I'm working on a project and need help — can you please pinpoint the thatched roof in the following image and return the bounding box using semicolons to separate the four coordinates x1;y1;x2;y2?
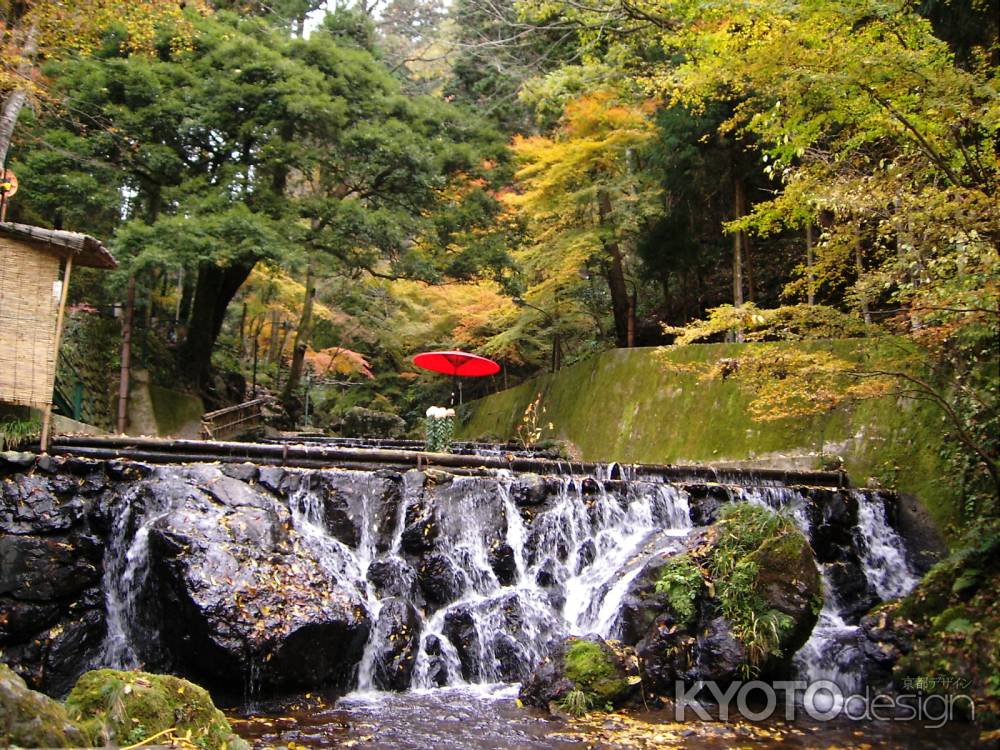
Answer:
0;222;117;269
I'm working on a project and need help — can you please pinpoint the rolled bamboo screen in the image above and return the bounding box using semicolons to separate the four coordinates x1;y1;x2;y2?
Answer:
0;237;60;408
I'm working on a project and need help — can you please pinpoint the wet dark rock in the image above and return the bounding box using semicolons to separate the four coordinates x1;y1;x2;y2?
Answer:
367;558;417;600
695;617;749;682
401;498;438;555
858;606;915;691
1;474;87;535
442;606;479;681
221;462;260;483
372;598;421;691
0;451;36;473
418;553;466;609
489;542;517;586
104;459;153;480
0;533;101;600
370;472;404;553
575;539;596;574
147;470;371;691
257;466;287;495
492;632;531;682
683;484;732;526
613;556;672;646
422;634;450;687
535;558;560;588
520;636;635;712
803;489;858;562
827;558;879;622
635;614;694;691
0;598;62;641
511;475;552;507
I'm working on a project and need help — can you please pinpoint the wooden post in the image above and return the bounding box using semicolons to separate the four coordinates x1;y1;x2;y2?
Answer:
40;254;73;452
116;276;136;434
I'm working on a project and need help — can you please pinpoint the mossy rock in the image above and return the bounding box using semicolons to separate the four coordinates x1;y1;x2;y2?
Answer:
64;669;248;750
0;663;88;748
563;638;633;707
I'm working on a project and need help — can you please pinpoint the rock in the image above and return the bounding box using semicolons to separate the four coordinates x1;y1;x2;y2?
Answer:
442;605;479;681
65;669;248;749
418;553;466;609
520;636;635;712
1;474;87;535
400;494;438;555
510;475;552;507
221;462;259;483
695;617;749;682
826;558;879;622
147;471;371;691
422;634;450;686
489;542;517;586
575;539;596;574
371;598;422;691
257;466;286;494
683;484;732;526
0;663;88;747
367;558;418;600
635;614;695;691
0;533;101;600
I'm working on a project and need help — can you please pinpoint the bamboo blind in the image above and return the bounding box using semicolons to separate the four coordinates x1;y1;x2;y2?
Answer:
0;237;60;408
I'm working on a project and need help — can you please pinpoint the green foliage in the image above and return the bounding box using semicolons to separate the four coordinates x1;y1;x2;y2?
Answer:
557;688;593;717
893;518;1000;727
0;417;40;451
424;413;455;452
654;555;703;625
697;504;807;671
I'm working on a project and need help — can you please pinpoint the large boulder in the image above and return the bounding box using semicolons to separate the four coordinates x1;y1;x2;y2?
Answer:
617;503;822;695
64;669;247;749
0;663;87;747
146;468;371;692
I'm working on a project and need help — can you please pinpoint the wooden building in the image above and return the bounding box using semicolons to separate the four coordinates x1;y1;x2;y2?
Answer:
0;222;117;449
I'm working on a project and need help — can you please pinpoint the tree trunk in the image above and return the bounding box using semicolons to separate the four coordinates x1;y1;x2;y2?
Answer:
598;192;634;348
282;262;316;407
806;223;815;305
0;25;38;170
732;174;746;308
179;261;255;390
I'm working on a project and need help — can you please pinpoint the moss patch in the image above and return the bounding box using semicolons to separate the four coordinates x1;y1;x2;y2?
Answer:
654;555;703;625
65;669;248;750
563;639;630;707
0;663;87;748
459;341;960;537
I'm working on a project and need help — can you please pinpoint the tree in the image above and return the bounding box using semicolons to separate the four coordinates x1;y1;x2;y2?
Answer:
0;0;199;169
509;89;663;348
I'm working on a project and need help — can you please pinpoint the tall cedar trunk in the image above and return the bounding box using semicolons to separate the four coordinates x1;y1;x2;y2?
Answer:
732;173;746;308
598;192;634;348
179;261;255;390
0;25;38;169
282;262;316;408
806;223;815;305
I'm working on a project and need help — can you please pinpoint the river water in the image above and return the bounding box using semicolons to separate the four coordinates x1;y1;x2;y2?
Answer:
227;685;978;749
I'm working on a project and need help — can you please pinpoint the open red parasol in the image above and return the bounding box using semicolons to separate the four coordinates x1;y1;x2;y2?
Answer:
412;350;500;403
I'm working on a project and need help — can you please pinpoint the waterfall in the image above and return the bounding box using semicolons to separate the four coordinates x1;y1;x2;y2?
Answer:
99;481;175;669
91;460;916;699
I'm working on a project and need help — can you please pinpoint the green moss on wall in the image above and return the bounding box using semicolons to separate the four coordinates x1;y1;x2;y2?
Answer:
459;342;959;535
149;385;205;438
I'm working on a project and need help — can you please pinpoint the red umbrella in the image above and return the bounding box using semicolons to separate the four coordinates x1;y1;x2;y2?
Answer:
412;350;500;403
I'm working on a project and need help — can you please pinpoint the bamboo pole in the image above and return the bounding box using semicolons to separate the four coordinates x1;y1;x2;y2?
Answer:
40;254;73;453
116;276;135;434
47;434;846;487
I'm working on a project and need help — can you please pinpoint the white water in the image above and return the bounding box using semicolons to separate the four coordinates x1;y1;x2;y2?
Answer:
95;464;916;700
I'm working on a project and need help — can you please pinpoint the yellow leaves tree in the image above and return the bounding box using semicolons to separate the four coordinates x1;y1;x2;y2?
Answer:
509;89;663;349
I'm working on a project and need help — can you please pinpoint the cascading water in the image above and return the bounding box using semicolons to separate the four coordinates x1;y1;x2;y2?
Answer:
93;460;917;706
99;482;175;669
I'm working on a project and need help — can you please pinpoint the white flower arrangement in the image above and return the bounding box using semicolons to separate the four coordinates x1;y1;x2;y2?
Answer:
424;405;456;452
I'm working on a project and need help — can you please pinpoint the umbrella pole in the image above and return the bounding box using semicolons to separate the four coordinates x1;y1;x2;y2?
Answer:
459;379;463;405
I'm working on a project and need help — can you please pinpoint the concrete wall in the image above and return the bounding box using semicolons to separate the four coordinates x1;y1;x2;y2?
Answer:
459;343;959;535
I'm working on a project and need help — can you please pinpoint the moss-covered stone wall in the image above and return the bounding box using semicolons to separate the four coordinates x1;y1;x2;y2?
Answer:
459;343;958;534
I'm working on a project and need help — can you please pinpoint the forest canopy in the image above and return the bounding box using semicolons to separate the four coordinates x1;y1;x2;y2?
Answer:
2;0;996;506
